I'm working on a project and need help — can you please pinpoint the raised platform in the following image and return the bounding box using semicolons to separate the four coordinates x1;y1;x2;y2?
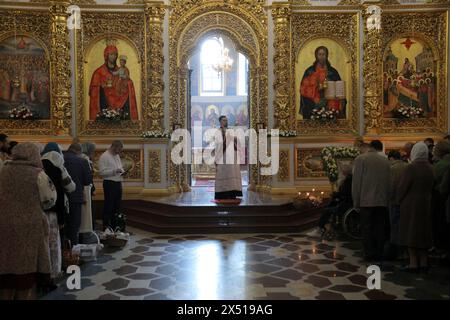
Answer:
94;188;324;234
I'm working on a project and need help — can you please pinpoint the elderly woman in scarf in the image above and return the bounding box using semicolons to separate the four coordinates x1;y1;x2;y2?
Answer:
41;142;75;280
398;142;435;273
0;143;56;299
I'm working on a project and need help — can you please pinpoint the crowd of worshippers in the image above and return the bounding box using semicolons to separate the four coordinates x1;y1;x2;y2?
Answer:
320;136;450;273
0;134;126;300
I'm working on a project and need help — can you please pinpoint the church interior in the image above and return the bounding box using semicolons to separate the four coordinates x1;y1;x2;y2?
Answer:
1;0;450;302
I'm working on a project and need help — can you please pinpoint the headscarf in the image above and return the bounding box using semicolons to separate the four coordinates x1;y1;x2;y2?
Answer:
410;142;429;162
11;142;42;168
41;143;76;194
41;142;61;156
104;45;118;62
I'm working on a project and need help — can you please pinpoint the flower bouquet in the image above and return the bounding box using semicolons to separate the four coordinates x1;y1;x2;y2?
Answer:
392;105;424;119
9;105;35;120
96;108;128;122
310;108;340;121
141;130;170;139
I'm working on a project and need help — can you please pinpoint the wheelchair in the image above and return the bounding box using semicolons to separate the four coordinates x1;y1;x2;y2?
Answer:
321;206;362;241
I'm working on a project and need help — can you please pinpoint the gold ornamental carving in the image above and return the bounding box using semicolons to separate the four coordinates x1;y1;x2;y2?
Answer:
338;0;361;5
50;1;72;136
272;4;292;131
148;149;162;184
169;0;268;190
278;149;290;182
291;13;360;135
145;3;165;131
362;6;383;134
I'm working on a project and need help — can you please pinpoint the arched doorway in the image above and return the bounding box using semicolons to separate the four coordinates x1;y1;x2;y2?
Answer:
169;3;268;192
187;34;250;187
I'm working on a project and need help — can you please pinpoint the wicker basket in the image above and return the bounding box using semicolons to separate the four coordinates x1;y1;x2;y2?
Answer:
105;236;128;248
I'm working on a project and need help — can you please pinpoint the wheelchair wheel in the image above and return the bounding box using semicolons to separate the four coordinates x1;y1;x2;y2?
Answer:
342;208;362;240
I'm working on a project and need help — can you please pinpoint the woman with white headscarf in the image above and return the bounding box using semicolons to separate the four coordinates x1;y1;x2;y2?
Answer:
397;142;435;273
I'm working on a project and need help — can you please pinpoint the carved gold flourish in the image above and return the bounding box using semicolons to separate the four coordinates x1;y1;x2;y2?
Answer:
338;0;361;5
145;3;165;131
362;4;383;134
278;149;290;182
169;0;268;189
50;1;72;136
148;149;162;183
272;4;292;131
291;13;359;135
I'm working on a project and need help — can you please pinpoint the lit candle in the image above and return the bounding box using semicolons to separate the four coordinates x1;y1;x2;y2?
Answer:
312;188;316;192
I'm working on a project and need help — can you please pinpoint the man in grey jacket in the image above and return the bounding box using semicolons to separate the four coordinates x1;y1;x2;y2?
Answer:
352;140;391;262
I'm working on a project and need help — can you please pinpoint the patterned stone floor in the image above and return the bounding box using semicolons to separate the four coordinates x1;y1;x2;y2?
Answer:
42;227;450;300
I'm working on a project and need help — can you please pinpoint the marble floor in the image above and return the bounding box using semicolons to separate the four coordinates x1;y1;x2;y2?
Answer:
42;227;450;300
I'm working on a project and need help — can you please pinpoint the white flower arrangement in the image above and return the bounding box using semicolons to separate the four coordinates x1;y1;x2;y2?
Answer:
96;108;127;122
9;105;34;119
393;105;424;119
321;146;360;183
141;130;170;139
310;108;340;121
279;130;297;137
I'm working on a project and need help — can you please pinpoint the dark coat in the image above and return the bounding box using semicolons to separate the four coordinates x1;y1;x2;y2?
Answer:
63;151;93;204
42;160;67;225
398;160;434;249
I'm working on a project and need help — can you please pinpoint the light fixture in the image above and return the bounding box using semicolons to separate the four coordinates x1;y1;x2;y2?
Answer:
212;45;233;74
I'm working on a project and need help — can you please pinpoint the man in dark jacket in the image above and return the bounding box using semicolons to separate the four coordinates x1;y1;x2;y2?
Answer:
64;143;93;245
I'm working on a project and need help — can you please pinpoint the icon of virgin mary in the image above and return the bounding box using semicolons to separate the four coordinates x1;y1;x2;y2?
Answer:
89;40;138;120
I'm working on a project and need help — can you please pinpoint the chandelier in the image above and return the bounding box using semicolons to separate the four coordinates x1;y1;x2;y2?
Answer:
212;47;233;74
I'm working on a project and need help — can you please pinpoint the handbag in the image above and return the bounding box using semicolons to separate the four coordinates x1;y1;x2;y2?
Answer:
62;239;80;269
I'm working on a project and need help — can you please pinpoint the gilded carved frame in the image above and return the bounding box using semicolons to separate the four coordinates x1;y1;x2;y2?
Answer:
0;6;71;136
377;12;448;135
169;0;268;190
290;12;360;136
75;10;146;136
75;2;166;137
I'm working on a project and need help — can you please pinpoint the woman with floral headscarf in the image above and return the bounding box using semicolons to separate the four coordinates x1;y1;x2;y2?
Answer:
398;142;435;273
0;143;56;299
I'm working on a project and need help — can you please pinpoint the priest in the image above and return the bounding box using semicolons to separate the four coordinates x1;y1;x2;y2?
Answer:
214;115;243;200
